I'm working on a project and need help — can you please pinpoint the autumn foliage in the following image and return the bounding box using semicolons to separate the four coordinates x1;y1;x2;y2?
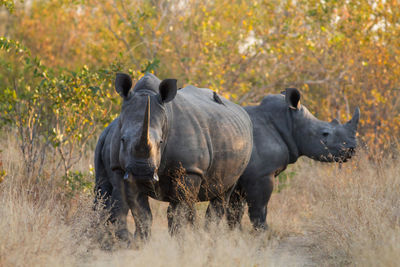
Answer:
2;0;400;155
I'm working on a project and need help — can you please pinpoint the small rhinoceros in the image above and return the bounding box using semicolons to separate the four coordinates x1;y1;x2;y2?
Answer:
207;88;360;230
94;73;253;241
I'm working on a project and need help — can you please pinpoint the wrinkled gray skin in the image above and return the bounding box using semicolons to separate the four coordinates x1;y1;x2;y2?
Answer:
208;88;360;230
95;73;252;242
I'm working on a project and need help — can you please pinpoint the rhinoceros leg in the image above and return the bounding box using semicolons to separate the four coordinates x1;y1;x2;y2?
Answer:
94;170;113;212
244;174;274;230
125;186;152;243
167;173;201;235
205;187;235;228
109;178;131;243
167;202;196;235
226;185;246;229
205;197;225;227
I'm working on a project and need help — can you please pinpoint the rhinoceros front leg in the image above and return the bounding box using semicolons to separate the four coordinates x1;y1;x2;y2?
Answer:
244;174;274;230
167;173;201;235
125;187;152;243
109;179;131;243
167;202;196;235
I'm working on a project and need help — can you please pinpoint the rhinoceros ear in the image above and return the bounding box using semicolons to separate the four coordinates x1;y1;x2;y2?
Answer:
110;125;122;171
285;88;301;110
115;73;132;98
159;79;177;103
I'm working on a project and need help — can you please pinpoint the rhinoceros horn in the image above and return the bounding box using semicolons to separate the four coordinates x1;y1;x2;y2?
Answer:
346;107;360;129
135;96;151;156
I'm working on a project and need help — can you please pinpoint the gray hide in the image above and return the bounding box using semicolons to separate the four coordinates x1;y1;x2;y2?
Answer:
94;73;253;241
208;88;360;230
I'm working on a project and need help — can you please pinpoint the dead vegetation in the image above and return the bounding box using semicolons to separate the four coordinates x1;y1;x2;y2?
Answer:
0;134;399;266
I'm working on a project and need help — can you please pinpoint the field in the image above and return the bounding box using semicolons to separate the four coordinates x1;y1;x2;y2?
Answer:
1;133;399;267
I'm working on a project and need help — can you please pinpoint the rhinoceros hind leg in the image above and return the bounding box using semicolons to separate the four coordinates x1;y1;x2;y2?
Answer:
244;175;274;230
226;185;246;230
205;197;225;228
205;186;236;228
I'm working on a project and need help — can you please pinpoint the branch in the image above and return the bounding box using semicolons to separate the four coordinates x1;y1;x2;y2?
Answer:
102;5;138;66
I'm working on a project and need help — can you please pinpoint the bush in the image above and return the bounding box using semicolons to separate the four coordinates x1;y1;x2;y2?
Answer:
0;37;119;178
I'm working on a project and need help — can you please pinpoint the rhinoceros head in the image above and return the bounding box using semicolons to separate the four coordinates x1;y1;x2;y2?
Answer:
285;88;360;162
110;73;177;181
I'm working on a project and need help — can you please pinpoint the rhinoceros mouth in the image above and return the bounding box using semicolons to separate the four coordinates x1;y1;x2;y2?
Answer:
124;171;159;182
333;147;356;162
124;158;159;182
318;147;355;162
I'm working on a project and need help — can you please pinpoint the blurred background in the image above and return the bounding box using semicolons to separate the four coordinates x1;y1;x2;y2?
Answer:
2;0;399;159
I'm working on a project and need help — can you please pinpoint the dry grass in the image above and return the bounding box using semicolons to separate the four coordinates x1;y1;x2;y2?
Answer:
296;156;400;266
1;133;400;266
267;152;400;266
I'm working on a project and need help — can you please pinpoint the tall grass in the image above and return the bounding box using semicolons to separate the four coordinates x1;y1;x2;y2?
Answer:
0;133;106;266
0;133;399;266
298;155;400;266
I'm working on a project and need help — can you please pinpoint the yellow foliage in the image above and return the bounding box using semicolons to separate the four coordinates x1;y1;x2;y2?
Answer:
1;0;400;150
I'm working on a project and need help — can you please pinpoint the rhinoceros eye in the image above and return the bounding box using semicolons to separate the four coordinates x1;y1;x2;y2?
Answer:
121;137;126;144
322;132;329;137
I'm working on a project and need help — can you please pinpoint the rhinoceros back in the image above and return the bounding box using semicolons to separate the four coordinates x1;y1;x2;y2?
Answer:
164;86;253;200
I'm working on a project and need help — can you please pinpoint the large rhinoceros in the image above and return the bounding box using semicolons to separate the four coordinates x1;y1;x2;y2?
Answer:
208;88;360;230
95;73;252;241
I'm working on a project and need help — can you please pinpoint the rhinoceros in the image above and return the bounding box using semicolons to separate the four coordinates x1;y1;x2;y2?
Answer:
94;73;252;241
207;88;360;230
